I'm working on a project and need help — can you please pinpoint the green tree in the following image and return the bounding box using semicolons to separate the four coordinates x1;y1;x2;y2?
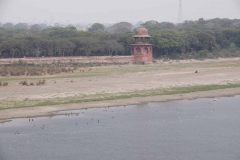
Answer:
3;23;14;29
214;31;231;49
152;29;184;55
88;23;105;32
43;26;77;38
55;39;75;57
103;40;124;56
181;31;199;53
142;21;175;32
117;33;134;55
14;23;28;29
196;31;217;51
106;22;133;35
30;24;43;32
73;37;101;57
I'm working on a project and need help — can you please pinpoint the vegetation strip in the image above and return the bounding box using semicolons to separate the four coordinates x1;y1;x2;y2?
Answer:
1;83;240;110
1;19;240;59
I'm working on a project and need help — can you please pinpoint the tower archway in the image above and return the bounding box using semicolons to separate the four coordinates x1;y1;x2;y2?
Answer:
136;48;141;54
144;47;148;54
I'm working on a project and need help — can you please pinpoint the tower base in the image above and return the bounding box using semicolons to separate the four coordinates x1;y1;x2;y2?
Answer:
133;54;152;62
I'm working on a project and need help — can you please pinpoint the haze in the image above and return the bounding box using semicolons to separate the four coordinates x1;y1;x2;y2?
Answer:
0;0;240;24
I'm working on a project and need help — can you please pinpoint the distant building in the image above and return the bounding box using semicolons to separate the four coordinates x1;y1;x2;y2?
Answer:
131;26;153;62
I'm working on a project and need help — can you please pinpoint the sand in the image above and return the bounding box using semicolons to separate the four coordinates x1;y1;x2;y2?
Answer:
0;58;240;123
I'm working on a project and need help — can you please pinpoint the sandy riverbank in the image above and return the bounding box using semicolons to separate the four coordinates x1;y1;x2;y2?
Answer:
0;58;240;123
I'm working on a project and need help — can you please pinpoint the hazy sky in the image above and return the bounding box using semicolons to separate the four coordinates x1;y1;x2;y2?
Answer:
0;0;240;24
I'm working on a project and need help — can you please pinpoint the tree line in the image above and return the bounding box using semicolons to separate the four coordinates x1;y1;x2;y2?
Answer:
0;18;240;59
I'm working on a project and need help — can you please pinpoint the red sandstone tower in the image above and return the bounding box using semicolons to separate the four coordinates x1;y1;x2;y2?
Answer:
131;26;153;62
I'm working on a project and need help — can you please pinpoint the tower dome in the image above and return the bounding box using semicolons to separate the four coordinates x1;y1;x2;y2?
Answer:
135;26;148;35
134;26;151;38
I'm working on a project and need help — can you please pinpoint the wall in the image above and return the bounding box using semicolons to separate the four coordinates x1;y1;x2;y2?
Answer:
133;54;153;62
0;56;135;65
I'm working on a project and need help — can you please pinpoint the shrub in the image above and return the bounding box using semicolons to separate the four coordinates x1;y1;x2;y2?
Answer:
0;81;2;86
198;50;209;58
132;61;145;65
18;60;25;65
169;54;180;59
3;82;8;86
30;82;34;86
37;79;46;85
22;81;28;86
1;72;7;76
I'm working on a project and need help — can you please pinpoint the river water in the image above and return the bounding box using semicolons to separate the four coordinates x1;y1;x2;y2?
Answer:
1;96;240;160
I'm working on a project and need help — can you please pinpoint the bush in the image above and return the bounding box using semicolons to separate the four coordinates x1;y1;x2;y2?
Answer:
22;81;28;86
18;60;25;65
198;50;209;58
169;54;185;60
0;81;2;86
36;79;46;85
3;82;8;86
132;61;145;65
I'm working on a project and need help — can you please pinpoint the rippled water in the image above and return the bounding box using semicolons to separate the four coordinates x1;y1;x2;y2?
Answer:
1;96;240;160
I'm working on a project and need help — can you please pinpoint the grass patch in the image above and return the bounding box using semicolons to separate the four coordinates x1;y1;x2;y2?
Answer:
1;82;240;110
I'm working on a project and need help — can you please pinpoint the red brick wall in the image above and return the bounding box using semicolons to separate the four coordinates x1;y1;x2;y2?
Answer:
0;56;135;65
133;54;153;62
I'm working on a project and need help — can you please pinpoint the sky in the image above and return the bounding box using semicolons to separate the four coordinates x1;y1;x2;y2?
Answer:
0;0;240;25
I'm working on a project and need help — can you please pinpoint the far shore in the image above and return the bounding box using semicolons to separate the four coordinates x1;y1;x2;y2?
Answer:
0;87;240;123
0;57;240;123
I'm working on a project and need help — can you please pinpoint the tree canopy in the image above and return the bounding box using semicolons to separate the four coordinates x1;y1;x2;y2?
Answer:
0;18;240;58
88;23;105;32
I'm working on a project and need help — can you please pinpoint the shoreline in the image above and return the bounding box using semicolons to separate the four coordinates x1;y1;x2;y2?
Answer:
1;57;239;123
1;87;240;123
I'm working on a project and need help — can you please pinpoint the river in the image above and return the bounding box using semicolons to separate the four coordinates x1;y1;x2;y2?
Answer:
1;96;240;160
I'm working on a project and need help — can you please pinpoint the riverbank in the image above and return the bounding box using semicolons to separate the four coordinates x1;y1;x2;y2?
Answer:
0;58;240;123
